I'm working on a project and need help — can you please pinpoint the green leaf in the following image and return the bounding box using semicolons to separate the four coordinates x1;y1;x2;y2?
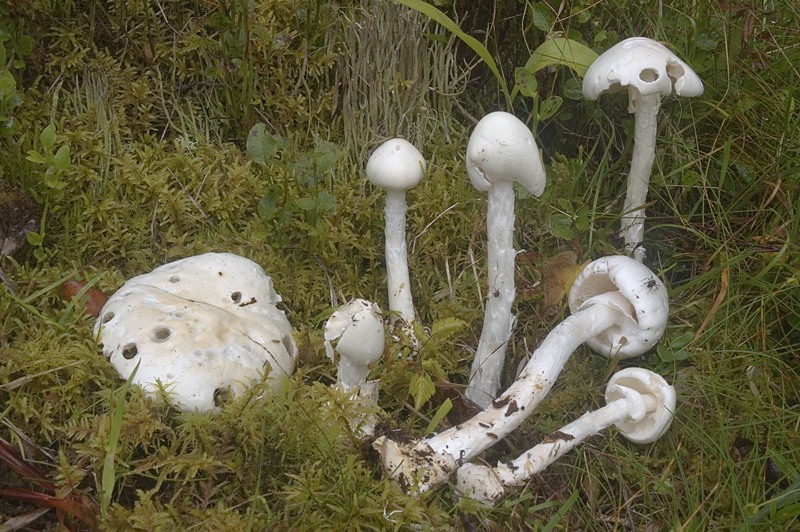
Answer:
391;0;510;108
315;190;337;214
657;344;689;362
246;123;287;164
425;398;453;434
26;231;43;245
562;77;584;100
537;95;562;121
0;69;15;93
429;317;467;342
309;142;340;174
575;205;590;232
25;150;45;164
529;2;554;32
15;35;33;56
671;332;694;350
514;67;538;98
524;38;598;77
409;372;435;410
40;123;56;149
53;145;70;170
294;196;320;211
257;191;279;220
549;213;575;240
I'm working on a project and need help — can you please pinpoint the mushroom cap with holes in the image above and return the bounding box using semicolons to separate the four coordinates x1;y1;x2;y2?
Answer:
466;111;546;196
605;367;676;443
582;37;704;102
94;253;297;412
568;255;668;358
365;138;426;191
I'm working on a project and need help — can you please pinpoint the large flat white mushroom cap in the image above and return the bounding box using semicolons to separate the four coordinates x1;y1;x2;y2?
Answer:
94;253;297;412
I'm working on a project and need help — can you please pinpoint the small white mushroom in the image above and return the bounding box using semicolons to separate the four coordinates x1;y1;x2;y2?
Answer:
465;111;546;409
373;255;668;493
94;253;297;412
455;368;676;505
583;37;703;261
365;139;426;326
324;298;385;390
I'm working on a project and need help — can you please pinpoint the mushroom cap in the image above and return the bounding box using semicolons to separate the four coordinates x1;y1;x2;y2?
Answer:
568;255;668;358
466;111;546;196
605;367;676;444
365;138;426;191
323;298;385;366
582;37;704;101
94;253;297;412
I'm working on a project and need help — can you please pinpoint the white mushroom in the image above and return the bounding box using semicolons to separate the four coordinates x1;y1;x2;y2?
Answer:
94;253;297;412
455;368;676;505
324;298;385;390
373;255;668;493
583;37;703;261
568;254;668;358
365;139;426;326
465;111;547;409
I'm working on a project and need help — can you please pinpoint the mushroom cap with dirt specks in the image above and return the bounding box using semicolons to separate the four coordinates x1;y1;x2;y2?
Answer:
94;253;297;412
568;255;668;358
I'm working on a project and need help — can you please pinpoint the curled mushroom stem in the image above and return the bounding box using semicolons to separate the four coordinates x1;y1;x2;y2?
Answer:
374;298;627;492
383;189;415;324
468;180;517;407
623;90;662;262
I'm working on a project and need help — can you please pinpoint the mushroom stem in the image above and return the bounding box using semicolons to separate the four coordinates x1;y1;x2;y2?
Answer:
468;180;517;407
374;256;670;494
623;90;661;262
430;297;622;459
337;356;372;390
456;368;676;504
373;299;623;493
383;188;415;323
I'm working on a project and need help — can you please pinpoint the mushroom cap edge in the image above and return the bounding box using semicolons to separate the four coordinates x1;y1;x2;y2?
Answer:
582;37;704;101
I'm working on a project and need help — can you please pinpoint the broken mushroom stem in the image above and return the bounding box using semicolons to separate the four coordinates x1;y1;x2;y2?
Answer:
372;255;669;493
456;368;676;505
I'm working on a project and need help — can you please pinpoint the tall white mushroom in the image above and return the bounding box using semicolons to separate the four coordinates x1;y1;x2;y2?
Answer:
373;255;668;493
465;111;546;409
365;139;426;327
455;367;677;505
94;253;297;413
583;37;703;262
